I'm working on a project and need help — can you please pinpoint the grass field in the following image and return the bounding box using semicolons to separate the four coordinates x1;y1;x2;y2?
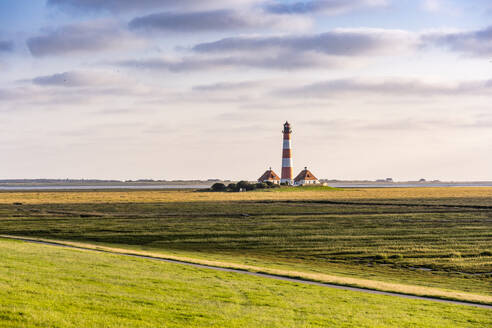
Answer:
0;188;490;306
1;186;492;204
0;238;490;328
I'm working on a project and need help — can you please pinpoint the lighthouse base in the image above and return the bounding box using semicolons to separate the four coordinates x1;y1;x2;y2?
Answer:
280;179;293;185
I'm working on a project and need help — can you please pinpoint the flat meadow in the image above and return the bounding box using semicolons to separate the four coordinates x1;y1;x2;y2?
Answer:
0;187;491;322
1;186;492;204
1;238;490;328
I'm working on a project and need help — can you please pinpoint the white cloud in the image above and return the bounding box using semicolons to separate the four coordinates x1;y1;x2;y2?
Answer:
27;21;143;57
32;71;126;87
47;0;261;13
276;77;492;97
421;0;441;12
116;52;347;71
128;9;311;33
424;25;492;57
193;29;418;56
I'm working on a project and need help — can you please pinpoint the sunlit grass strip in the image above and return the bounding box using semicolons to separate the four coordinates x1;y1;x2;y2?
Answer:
0;187;492;204
3;235;490;305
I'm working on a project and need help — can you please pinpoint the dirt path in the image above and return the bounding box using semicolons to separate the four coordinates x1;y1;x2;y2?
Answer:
2;235;490;310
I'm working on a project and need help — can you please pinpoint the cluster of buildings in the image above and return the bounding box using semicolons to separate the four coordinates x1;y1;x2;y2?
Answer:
258;122;320;186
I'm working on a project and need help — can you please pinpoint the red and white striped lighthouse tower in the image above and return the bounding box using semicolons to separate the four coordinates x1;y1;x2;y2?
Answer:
281;121;293;184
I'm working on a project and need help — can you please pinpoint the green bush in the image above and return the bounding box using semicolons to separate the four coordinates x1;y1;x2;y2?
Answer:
227;183;237;192
237;181;256;191
211;183;227;192
256;183;267;189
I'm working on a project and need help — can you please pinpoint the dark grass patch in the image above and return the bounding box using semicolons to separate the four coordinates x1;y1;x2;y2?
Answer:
0;196;490;295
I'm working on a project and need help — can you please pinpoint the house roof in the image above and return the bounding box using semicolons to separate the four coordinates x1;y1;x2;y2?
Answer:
294;167;318;182
258;169;280;181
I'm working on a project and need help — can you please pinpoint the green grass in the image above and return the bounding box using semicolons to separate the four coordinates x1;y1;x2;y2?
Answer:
0;195;490;298
0;239;490;328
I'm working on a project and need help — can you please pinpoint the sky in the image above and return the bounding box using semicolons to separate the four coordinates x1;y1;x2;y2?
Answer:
0;0;491;181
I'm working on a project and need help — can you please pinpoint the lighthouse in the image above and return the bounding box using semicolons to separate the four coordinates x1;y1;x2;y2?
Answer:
281;121;293;184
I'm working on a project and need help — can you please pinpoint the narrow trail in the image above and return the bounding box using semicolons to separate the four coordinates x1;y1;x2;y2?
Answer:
2;235;491;310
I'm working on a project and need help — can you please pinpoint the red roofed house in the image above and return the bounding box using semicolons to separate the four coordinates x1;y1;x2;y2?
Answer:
258;167;281;184
294;167;320;186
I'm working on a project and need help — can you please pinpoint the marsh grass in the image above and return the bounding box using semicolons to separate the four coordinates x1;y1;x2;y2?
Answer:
0;188;490;302
0;239;491;328
0;187;491;204
4;235;491;305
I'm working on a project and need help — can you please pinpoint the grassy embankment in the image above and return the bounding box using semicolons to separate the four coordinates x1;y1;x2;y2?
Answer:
0;238;490;328
0;187;491;303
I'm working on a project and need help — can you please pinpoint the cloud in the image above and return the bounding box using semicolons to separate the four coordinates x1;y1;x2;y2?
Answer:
32;71;124;87
0;40;13;52
196;25;492;60
1;77;156;113
117;52;345;71
421;0;441;12
114;28;418;72
0;88;19;102
193;29;418;56
192;81;262;92
277;77;492;97
264;0;387;15
304;117;492;132
27;22;142;57
47;0;167;12
420;0;460;15
190;79;304;103
129;9;310;32
424;26;492;57
47;0;259;13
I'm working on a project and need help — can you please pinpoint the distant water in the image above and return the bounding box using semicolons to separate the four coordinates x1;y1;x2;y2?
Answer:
0;185;210;191
0;183;491;191
327;183;492;188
